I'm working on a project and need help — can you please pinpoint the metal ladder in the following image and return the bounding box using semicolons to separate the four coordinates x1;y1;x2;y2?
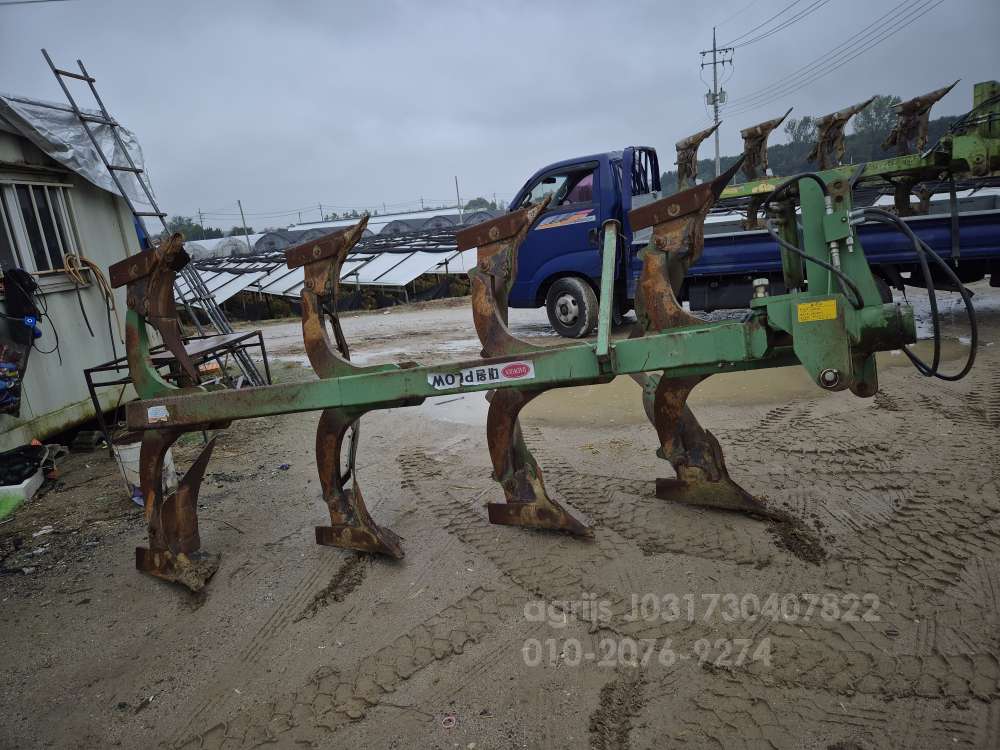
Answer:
41;49;265;386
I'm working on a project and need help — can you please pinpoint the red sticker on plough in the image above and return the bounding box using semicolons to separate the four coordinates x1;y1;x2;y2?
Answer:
427;359;536;391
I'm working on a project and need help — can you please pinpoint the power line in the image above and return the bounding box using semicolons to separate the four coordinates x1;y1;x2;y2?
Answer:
715;0;765;29
0;0;76;5
721;0;943;116
729;0;832;49
723;0;942;116
721;0;807;46
722;0;917;108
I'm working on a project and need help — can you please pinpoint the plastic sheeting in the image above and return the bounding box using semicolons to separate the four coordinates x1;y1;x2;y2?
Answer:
0;93;154;212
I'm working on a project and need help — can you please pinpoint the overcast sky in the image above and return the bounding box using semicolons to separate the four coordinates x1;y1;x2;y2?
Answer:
1;0;996;228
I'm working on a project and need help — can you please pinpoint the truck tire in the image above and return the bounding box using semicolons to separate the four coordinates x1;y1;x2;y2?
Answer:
545;277;598;338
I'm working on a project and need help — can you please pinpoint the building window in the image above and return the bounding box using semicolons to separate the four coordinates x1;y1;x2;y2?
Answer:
0;182;81;273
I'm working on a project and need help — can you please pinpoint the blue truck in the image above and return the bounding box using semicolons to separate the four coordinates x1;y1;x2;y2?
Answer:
506;146;1000;337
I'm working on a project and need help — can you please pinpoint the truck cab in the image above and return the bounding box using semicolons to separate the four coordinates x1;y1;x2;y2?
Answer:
507;147;660;337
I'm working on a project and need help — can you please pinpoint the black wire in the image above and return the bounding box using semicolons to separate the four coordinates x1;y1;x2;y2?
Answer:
762;172;830;202
859;210;939;376
764;219;865;309
3;271;62;364
859;208;976;381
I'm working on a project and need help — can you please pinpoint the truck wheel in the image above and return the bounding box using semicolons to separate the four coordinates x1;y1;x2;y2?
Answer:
546;277;598;338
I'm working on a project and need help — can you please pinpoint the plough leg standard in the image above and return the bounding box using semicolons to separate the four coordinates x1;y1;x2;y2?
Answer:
109;159;915;591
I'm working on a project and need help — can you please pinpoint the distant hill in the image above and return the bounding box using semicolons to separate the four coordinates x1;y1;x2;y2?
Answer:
660;99;960;193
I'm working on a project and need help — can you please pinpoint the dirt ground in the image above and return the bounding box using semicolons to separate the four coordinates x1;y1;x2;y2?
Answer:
1;284;999;750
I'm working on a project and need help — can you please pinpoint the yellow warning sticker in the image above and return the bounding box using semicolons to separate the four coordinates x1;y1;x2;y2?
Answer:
797;299;838;323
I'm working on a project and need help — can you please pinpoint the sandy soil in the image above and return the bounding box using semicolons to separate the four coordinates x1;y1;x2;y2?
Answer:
1;284;998;750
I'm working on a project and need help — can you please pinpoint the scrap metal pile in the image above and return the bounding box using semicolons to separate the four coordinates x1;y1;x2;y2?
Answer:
108;84;994;592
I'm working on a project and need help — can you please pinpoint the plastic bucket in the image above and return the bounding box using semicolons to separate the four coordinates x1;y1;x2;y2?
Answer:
113;439;177;506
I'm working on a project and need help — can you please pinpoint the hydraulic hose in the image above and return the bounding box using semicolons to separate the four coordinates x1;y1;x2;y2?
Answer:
764;218;865;310
854;207;977;381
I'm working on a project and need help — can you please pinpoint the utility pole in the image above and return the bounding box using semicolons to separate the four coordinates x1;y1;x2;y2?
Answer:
454;176;462;217
318;203;323;220
699;27;734;177
197;208;204;227
237;199;252;254
420;196;424;210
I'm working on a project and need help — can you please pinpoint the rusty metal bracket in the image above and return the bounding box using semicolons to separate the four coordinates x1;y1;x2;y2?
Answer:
459;198;594;536
290;215;408;558
629;157;778;518
808;97;876;170
134;430;220;591
740;108;792;181
110;233;200;395
883;81;959;155
675;123;720;191
739;109;792;229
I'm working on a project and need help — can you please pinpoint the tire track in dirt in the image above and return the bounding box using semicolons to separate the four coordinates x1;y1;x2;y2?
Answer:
715;374;1000;601
403;440;813;682
526;428;781;565
588;669;647;750
295;554;369;622
172;549;358;744
639;677;988;749
532;395;1000;703
398;446;709;643
980;700;1000;749
174;586;521;749
240;550;342;663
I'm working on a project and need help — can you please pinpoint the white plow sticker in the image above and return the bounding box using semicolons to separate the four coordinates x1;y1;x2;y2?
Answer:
147;404;169;423
427;360;535;391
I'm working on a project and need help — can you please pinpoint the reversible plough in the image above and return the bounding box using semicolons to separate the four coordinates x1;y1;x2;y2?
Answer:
109;81;999;592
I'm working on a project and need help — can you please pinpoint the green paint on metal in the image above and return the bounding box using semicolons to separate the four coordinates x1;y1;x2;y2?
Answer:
595;219;619;361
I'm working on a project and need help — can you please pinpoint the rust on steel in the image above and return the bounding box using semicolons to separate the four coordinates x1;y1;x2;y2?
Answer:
117;233;200;386
883;81;959;155
808;97;876;170
739;108;792;180
737;109;790;230
467;197;550;359
674;122;720;191
291;214;407;558
134;430;220;591
464;195;593;536
457;204;547;252
629;157;777;518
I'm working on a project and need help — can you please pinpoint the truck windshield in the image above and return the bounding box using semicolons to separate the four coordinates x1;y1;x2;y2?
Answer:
519;164;596;208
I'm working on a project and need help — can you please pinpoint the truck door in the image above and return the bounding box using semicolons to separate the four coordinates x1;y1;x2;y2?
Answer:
621;147;661;303
507;161;602;308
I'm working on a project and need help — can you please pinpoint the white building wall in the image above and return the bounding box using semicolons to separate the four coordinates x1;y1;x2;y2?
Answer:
0;129;139;449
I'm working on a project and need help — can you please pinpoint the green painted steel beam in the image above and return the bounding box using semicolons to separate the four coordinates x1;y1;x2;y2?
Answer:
126;318;791;431
595;220;618;361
